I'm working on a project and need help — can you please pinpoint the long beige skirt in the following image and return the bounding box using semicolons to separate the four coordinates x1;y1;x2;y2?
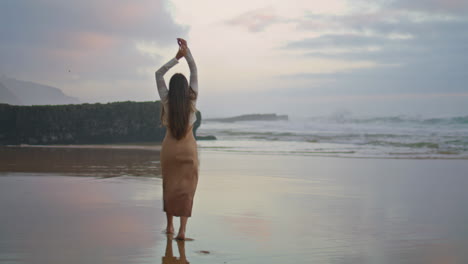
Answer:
160;127;199;217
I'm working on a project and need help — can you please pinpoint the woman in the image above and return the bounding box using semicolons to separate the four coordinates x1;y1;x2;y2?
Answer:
155;38;198;241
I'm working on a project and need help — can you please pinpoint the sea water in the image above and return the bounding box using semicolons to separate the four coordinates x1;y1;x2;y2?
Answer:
197;114;468;159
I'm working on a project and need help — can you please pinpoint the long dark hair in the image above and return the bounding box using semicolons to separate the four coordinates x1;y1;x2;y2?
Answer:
160;73;197;140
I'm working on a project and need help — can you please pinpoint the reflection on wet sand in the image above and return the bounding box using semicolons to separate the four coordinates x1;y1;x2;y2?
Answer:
0;146;161;177
0;175;164;264
162;235;189;264
2;149;468;263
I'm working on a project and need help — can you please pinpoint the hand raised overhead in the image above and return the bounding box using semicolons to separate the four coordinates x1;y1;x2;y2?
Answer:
175;38;189;60
175;45;187;60
177;38;188;47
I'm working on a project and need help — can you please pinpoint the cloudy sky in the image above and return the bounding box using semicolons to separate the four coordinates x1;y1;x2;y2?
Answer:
1;0;467;117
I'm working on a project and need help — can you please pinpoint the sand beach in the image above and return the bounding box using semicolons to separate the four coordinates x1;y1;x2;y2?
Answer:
1;145;468;263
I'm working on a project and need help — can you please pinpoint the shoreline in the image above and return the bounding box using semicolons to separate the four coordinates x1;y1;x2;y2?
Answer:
2;143;468;160
199;149;468;160
4;143;162;151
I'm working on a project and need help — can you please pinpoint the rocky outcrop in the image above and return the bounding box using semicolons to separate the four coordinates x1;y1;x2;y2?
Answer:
0;101;201;145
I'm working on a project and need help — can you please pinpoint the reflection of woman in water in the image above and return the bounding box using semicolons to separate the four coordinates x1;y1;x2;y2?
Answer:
155;38;199;240
162;235;189;264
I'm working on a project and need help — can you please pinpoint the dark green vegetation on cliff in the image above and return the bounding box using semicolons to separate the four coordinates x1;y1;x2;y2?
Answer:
0;101;201;145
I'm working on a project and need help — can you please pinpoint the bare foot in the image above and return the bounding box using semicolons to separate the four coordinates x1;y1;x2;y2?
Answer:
175;232;185;240
166;226;174;234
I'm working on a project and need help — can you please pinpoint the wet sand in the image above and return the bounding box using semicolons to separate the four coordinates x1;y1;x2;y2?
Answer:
0;145;161;177
1;146;468;263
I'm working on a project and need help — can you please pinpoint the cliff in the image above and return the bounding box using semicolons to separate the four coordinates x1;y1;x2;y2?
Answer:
0;101;201;145
206;113;288;122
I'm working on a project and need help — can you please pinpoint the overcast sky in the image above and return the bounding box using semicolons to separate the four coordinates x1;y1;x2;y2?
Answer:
1;0;467;117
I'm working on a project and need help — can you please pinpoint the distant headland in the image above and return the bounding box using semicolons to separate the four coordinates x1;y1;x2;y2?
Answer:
205;113;288;123
0;76;80;105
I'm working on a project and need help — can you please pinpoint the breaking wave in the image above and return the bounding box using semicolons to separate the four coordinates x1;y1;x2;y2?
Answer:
197;115;468;159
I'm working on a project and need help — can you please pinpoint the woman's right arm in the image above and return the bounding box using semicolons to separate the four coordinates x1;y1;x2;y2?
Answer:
155;57;179;101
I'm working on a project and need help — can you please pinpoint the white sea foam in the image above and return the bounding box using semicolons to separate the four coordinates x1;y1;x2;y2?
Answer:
197;115;468;159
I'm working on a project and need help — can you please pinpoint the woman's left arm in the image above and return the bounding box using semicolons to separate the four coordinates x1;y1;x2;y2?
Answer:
185;48;198;95
178;38;198;95
155;58;179;101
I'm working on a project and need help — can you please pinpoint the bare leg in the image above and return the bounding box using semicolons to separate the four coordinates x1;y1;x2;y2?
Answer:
176;239;188;263
164;234;173;257
166;213;174;234
176;216;188;240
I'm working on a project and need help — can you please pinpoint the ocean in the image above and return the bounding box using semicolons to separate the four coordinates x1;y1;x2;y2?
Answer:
197;114;468;159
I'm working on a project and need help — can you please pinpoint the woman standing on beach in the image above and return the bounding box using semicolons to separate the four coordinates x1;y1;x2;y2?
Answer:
155;38;198;240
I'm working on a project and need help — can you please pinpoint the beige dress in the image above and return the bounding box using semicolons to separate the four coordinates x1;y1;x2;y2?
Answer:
155;48;199;217
160;126;198;216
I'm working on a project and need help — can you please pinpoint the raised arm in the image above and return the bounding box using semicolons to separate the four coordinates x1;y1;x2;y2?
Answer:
178;38;198;95
155;57;179;101
185;48;198;95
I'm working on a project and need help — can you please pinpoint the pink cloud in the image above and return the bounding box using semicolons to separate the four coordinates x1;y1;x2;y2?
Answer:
226;7;281;32
68;31;118;51
43;31;118;69
105;1;161;27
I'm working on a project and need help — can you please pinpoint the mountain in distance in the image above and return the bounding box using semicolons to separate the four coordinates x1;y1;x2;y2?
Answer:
0;82;21;105
0;75;80;105
205;113;289;122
